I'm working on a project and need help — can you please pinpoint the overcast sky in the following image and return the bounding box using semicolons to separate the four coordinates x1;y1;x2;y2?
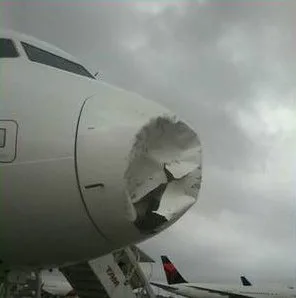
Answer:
2;0;296;288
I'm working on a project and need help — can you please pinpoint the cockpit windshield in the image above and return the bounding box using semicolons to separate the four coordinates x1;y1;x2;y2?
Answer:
21;41;95;79
0;38;19;58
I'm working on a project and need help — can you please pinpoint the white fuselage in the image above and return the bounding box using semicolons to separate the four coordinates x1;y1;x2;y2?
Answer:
42;280;75;297
0;29;202;274
160;282;296;298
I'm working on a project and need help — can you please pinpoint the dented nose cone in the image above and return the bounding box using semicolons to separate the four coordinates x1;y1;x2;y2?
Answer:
126;117;202;233
76;88;202;244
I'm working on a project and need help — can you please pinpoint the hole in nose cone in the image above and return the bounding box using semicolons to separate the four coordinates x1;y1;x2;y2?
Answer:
124;116;202;234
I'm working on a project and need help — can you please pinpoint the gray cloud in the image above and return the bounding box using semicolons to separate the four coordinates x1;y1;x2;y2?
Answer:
1;0;296;287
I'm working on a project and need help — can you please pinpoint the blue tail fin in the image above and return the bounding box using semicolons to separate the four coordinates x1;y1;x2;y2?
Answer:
240;276;252;286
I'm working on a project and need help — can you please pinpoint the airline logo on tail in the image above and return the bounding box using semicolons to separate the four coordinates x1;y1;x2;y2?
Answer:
161;256;187;285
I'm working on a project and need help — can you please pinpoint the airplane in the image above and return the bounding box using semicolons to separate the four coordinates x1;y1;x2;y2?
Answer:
0;28;202;286
151;256;296;298
241;276;252;287
240;275;296;291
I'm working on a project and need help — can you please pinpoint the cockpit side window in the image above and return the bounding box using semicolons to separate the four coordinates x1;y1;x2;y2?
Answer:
21;41;95;79
0;38;19;58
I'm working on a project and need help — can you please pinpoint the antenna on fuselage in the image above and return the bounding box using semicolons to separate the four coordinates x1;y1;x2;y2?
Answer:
94;70;104;80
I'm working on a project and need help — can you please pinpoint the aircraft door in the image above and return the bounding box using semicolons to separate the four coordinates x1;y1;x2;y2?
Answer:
0;120;18;163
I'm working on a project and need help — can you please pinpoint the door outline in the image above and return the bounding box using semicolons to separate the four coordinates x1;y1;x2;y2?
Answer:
0;120;18;163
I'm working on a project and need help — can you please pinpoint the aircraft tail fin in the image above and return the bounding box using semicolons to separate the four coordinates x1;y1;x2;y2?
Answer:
240;276;252;286
161;256;188;285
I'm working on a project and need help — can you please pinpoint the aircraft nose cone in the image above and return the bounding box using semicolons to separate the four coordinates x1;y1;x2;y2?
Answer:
76;88;202;242
125;116;202;233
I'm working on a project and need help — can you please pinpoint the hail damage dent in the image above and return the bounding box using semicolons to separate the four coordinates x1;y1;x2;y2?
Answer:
76;91;202;245
125;116;202;234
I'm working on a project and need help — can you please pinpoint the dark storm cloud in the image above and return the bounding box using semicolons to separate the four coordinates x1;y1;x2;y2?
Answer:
1;0;295;286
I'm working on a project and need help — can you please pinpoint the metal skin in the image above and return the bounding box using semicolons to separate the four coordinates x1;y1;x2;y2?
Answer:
152;256;296;298
151;282;296;298
0;30;202;273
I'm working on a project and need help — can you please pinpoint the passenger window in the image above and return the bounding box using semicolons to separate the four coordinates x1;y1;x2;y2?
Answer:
0;38;19;58
21;42;95;79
